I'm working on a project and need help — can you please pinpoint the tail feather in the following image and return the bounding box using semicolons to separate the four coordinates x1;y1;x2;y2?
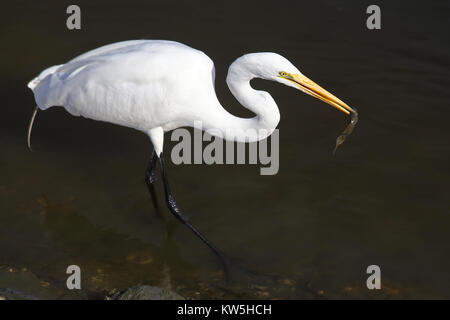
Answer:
27;64;62;150
27;106;39;151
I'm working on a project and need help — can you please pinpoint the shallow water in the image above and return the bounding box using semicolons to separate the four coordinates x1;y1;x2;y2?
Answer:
1;0;449;299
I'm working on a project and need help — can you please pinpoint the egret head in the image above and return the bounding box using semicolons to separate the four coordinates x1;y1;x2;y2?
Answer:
232;52;355;116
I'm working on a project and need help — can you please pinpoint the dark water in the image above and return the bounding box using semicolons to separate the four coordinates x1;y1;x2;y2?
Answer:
1;0;449;299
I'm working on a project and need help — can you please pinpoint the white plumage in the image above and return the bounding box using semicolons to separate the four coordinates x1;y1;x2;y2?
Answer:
29;41;218;152
28;40;354;155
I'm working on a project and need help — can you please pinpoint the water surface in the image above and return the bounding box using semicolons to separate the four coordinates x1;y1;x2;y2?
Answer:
0;0;449;299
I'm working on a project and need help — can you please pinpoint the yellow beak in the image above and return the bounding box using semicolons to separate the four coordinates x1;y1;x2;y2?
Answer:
281;73;355;115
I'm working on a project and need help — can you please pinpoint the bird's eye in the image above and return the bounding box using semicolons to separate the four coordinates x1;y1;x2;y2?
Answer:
279;71;288;77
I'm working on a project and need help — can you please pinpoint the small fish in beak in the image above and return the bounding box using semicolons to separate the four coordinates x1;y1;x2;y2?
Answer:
333;108;358;155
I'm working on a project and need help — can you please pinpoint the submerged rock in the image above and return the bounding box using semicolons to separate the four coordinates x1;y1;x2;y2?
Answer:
108;285;184;300
0;288;40;300
0;265;86;300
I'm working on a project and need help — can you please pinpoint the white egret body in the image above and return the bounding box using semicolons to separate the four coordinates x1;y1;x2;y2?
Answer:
27;40;356;268
28;40;354;154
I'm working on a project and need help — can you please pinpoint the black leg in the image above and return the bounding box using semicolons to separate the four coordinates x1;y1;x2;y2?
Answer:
158;153;230;277
145;151;160;210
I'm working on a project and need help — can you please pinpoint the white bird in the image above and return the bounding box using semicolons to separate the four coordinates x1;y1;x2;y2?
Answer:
27;40;356;267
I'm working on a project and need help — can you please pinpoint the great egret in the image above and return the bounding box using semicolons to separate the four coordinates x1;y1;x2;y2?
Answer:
27;40;357;267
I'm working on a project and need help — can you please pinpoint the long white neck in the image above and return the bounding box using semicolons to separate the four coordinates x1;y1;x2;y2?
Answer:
199;57;280;143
